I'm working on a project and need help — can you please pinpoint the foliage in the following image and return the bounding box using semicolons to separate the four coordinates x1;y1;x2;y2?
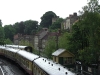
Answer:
67;0;100;64
24;20;38;35
20;39;34;52
0;20;2;27
50;18;64;30
82;0;100;13
13;22;20;34
20;39;33;47
13;20;38;35
58;32;70;49
0;26;5;44
67;23;83;58
19;21;25;34
4;38;12;44
4;25;16;41
40;11;57;28
44;37;56;59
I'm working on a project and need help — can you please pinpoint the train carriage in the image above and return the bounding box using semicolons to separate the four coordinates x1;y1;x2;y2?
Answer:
0;45;76;75
0;46;6;55
6;45;33;52
6;45;27;50
4;47;19;61
33;57;75;75
16;50;39;75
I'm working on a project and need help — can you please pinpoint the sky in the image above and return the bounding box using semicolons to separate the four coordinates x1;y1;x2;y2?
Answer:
0;0;88;26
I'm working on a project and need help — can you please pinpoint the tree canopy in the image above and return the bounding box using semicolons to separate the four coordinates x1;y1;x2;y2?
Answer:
4;25;15;41
24;20;38;35
0;20;2;27
50;18;63;30
67;0;100;64
40;11;57;28
0;26;5;44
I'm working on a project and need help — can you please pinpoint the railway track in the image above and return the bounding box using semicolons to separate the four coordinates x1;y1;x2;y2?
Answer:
0;58;25;75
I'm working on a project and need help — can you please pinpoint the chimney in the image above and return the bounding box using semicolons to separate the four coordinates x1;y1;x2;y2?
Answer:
69;14;72;17
73;12;77;16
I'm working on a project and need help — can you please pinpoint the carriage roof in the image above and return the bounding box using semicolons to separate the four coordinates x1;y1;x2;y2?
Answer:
34;57;75;75
17;50;39;61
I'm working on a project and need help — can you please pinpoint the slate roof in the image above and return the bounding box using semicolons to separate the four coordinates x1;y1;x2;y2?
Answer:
52;49;75;57
52;49;65;56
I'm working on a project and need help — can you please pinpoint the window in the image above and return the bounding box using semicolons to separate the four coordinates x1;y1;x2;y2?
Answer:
63;57;73;65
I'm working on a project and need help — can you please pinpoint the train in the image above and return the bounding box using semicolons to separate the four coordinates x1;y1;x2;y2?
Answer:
0;45;76;75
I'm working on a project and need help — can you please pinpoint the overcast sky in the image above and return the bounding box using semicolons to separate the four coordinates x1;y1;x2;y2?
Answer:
0;0;88;26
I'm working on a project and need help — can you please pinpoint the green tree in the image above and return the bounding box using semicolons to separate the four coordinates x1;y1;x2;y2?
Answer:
79;0;100;64
44;37;56;59
68;0;100;64
0;26;5;44
4;38;12;44
40;11;57;28
24;20;38;35
58;32;70;49
13;22;20;34
19;21;25;34
4;25;15;41
50;18;63;30
0;20;2;27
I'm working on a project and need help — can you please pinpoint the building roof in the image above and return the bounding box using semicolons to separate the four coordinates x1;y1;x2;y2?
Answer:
35;28;48;39
52;49;65;56
52;49;74;57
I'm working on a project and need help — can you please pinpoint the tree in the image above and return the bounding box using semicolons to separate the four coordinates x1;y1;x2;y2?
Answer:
24;20;38;35
4;25;15;41
44;37;56;59
68;0;100;64
40;11;57;28
0;20;2;27
19;21;25;34
0;26;5;44
50;18;63;30
58;32;70;49
4;38;12;44
13;20;38;35
79;0;100;64
13;22;20;34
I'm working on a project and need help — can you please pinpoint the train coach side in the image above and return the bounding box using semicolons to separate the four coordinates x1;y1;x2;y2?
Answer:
16;50;39;75
0;46;19;62
0;46;6;56
4;47;19;61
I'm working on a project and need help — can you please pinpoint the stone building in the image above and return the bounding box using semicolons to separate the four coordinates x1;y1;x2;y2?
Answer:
34;28;61;52
52;16;59;24
61;13;79;31
13;33;34;45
